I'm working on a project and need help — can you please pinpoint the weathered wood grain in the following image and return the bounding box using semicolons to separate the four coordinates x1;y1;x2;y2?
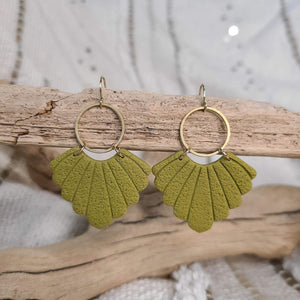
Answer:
0;185;299;300
0;85;299;157
1;84;299;299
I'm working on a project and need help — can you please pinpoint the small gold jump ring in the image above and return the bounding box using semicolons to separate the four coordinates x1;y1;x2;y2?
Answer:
179;148;190;160
219;148;231;161
73;144;85;156
179;106;230;157
113;145;125;158
74;103;125;154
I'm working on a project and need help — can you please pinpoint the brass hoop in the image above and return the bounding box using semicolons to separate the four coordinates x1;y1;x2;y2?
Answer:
74;103;125;153
179;106;230;157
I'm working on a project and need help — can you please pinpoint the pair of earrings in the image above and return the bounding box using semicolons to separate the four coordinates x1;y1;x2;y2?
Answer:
50;78;256;233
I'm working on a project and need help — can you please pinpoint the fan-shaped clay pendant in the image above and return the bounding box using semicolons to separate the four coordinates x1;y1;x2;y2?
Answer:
50;148;151;228
152;151;256;232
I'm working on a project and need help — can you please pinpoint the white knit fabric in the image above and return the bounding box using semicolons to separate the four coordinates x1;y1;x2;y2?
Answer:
0;181;88;248
99;264;210;300
99;278;175;300
172;264;210;300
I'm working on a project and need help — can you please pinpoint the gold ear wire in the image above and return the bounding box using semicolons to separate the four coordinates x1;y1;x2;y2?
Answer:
99;76;107;107
199;83;207;111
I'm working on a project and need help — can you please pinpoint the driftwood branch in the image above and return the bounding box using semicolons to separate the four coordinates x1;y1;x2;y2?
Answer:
0;185;299;299
0;84;299;298
0;85;299;157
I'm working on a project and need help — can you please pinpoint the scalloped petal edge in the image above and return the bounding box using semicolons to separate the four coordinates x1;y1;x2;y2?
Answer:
50;148;151;229
152;151;256;233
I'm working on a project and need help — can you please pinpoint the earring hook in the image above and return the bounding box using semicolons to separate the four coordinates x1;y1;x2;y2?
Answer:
199;84;207;111
99;76;107;107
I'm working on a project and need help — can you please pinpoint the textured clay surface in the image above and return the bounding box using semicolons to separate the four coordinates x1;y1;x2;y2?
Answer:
152;151;256;232
50;148;151;228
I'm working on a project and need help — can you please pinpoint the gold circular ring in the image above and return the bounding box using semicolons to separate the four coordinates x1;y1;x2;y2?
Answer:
74;103;125;153
179;106;230;157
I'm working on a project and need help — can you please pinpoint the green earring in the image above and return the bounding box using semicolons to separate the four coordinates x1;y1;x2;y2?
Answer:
152;84;256;233
50;77;151;229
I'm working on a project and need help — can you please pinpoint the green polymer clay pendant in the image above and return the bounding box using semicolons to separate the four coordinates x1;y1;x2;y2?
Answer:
154;84;257;233
52;77;152;229
50;148;151;229
152;151;256;233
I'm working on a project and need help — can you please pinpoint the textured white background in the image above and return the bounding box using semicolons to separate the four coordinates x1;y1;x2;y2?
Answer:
0;1;299;299
0;0;299;187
